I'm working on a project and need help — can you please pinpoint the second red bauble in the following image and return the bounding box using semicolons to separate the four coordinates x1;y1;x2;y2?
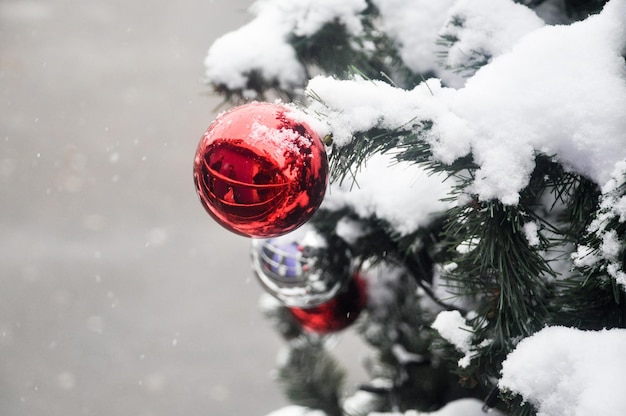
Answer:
288;274;367;334
193;102;328;238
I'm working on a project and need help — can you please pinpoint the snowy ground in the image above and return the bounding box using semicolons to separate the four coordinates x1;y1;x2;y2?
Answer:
0;1;327;415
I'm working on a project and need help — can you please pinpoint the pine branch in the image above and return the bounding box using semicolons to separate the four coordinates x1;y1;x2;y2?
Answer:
564;0;609;18
290;12;410;88
209;69;299;104
436;14;492;78
276;338;345;416
328;123;433;188
554;277;626;329
352;269;476;412
554;163;626;329
443;201;553;345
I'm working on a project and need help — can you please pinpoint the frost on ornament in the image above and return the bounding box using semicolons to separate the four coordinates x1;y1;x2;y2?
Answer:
193;102;328;238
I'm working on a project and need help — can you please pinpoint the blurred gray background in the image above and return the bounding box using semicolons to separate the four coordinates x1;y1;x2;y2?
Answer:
0;0;284;414
0;1;369;415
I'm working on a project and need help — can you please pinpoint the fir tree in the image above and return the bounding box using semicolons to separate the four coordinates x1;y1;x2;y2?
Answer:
202;0;626;415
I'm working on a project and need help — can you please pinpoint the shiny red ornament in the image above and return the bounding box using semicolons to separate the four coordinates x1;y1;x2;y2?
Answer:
193;102;328;238
288;274;367;334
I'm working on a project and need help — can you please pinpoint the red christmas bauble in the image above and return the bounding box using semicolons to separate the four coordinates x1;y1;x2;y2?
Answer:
193;102;328;238
288;274;367;334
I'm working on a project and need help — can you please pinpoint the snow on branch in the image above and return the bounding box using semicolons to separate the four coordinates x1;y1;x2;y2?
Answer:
320;153;454;236
431;310;475;368
573;160;626;287
499;326;626;416
204;0;368;97
307;0;626;205
370;0;463;87
437;0;545;78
